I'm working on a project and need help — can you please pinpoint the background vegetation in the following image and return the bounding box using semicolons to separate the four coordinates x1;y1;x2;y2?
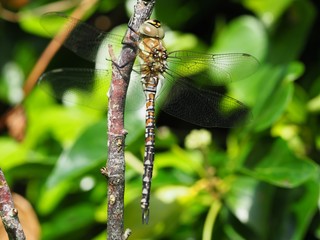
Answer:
0;0;319;239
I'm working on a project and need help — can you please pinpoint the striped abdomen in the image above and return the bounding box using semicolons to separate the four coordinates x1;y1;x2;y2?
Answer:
140;88;157;224
138;36;167;224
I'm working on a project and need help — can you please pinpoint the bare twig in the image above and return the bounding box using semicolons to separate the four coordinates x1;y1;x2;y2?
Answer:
0;169;26;240
100;0;156;239
23;0;98;96
0;3;19;22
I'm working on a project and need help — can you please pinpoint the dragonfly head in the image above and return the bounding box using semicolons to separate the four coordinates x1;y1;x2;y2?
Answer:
139;19;165;39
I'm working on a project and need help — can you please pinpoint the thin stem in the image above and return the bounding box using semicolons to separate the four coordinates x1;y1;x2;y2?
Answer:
100;0;156;239
0;169;26;240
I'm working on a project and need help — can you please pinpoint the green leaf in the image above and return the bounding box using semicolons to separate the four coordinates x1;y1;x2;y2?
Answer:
212;16;267;61
241;138;318;187
0;137;27;169
225;177;272;238
266;0;315;64
45;111;145;187
124;185;184;238
165;31;206;52
244;0;294;25
46;120;107;187
225;177;320;239
156;146;204;176
41;203;95;239
251;65;294;131
19;7;98;37
286;84;309;123
24;88;102;148
289;180;320;240
37;180;74;215
19;11;48;37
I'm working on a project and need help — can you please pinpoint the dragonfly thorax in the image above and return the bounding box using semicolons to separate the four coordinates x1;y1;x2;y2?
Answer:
139;19;165;39
139;38;168;79
138;21;168;79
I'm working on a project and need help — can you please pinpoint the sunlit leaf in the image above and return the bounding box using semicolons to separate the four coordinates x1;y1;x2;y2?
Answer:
46;120;107;187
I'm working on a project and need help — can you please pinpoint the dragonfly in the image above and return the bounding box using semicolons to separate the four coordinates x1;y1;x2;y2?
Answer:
39;12;259;224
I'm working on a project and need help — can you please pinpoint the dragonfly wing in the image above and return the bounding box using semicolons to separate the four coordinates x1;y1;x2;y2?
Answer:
158;74;251;128
167;51;259;85
40;12;124;62
38;68;111;110
38;68;145;111
126;69;146;111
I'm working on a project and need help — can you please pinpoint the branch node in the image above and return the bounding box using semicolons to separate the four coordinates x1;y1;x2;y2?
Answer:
122;228;132;240
10;208;18;217
100;167;108;178
110;194;116;205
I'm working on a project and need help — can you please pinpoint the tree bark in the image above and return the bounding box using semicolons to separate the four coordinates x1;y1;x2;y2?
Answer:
100;1;156;239
0;169;26;240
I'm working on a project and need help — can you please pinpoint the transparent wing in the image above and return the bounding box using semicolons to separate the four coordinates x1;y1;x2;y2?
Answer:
167;51;259;85
157;73;251;128
40;12;124;62
38;68;145;111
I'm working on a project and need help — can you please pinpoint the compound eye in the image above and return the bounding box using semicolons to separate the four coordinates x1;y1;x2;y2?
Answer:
139;20;165;39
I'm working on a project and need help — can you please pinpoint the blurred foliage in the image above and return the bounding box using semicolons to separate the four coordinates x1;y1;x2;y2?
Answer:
0;0;320;239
